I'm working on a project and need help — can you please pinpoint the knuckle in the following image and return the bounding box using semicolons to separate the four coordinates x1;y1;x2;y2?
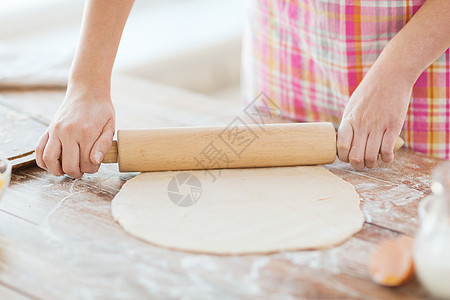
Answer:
337;150;349;162
62;166;78;177
60;123;75;134
386;119;399;130
338;156;349;163
350;162;364;171
338;126;352;138
47;167;61;176
365;159;378;168
358;116;367;126
35;145;44;154
349;154;363;165
52;122;62;131
80;160;96;174
336;142;348;152
81;165;99;174
66;171;82;179
381;149;393;158
353;160;363;167
53;171;63;177
352;113;368;128
382;153;394;163
42;153;55;163
80;125;94;138
365;155;377;164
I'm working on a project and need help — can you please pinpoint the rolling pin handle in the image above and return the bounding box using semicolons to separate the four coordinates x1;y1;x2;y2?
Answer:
394;136;404;152
102;141;118;163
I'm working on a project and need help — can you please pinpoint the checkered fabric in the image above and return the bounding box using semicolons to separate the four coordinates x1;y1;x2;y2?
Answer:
242;0;450;159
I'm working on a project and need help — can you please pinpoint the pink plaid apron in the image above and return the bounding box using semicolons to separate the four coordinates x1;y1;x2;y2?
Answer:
242;0;450;159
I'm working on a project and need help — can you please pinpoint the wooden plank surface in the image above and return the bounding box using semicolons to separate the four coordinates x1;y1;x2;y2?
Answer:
0;74;442;299
0;103;46;169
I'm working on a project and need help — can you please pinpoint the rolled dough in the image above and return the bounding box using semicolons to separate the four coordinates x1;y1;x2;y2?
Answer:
112;166;364;255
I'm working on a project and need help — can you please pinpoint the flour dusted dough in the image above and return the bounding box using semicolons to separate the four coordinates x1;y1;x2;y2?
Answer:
112;166;364;255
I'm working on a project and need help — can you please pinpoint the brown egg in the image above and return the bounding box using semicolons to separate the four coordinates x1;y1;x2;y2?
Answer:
369;235;415;286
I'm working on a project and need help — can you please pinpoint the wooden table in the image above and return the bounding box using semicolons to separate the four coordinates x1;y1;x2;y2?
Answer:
0;74;442;299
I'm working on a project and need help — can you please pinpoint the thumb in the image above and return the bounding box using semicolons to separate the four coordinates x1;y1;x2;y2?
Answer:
337;119;354;163
90;119;115;165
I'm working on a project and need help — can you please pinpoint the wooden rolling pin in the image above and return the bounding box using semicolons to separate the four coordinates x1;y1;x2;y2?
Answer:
102;122;404;172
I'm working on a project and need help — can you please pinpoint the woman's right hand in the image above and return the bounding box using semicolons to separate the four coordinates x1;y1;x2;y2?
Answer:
35;86;115;178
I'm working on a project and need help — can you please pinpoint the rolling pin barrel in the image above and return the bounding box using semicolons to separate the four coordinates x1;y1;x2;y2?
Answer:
109;123;337;172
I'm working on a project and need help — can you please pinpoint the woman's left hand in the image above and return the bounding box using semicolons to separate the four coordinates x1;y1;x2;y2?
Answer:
337;65;413;170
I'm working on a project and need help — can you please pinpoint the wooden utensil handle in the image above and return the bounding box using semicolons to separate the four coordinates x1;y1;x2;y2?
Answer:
394;136;404;152
102;123;405;172
102;141;118;163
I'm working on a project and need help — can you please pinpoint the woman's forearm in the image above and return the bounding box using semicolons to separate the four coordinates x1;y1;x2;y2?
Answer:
372;0;450;85
68;0;134;95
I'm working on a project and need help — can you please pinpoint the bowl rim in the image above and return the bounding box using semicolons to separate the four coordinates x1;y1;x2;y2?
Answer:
0;156;12;178
0;157;12;199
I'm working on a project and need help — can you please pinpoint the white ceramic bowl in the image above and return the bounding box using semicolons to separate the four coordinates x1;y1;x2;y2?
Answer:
0;157;12;200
